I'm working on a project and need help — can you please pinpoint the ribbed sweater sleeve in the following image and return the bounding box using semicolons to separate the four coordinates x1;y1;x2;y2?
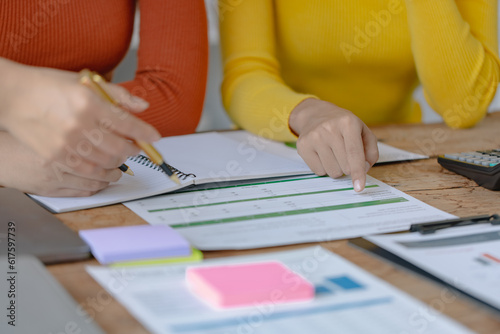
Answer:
120;0;208;137
405;0;500;128
219;0;315;142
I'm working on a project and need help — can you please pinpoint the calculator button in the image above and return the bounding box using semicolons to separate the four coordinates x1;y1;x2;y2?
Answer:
439;150;500;190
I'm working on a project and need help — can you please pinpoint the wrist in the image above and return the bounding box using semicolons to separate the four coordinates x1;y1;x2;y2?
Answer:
289;98;318;135
0;58;28;89
0;58;35;122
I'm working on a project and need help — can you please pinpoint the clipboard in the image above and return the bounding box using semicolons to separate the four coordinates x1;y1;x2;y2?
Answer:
349;214;500;314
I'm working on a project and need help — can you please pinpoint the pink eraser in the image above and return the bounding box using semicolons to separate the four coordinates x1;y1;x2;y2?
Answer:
186;261;314;309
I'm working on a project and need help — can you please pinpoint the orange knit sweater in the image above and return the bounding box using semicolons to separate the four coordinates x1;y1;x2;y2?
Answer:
0;0;208;137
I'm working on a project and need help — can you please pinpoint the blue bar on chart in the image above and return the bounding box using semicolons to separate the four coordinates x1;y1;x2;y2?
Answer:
314;285;334;295
327;276;365;291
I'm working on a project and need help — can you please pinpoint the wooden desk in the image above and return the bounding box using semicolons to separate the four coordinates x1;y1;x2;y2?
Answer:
52;113;500;334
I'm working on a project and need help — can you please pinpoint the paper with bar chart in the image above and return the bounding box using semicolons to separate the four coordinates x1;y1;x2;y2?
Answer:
86;247;471;334
366;224;500;311
124;175;454;250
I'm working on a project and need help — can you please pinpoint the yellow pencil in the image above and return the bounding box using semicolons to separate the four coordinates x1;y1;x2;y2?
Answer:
79;69;180;185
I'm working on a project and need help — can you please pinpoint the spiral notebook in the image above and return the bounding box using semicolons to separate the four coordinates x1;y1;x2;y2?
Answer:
30;132;314;213
30;131;428;213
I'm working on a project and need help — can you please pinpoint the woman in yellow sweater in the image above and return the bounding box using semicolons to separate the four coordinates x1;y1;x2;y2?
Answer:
219;0;500;192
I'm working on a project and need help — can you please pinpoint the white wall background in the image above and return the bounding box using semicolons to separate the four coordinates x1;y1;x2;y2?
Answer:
114;1;500;131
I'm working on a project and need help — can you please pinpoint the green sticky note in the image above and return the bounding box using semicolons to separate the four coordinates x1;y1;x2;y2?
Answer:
110;248;203;268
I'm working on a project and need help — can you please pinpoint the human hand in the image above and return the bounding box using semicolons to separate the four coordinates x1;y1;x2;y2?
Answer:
289;98;379;192
0;59;160;179
0;132;122;197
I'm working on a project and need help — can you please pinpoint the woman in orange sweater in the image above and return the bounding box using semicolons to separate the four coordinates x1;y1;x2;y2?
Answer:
220;0;499;192
0;0;208;196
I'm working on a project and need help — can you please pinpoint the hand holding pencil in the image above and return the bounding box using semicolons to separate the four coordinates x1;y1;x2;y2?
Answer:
0;62;162;196
79;69;180;185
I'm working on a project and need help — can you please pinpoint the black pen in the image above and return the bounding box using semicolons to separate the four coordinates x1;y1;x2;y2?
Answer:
410;214;500;234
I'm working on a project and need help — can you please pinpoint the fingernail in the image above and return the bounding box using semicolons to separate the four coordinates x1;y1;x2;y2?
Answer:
354;179;363;192
365;161;371;173
132;96;149;109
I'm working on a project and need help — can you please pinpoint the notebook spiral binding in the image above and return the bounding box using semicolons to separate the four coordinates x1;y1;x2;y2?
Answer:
128;154;196;180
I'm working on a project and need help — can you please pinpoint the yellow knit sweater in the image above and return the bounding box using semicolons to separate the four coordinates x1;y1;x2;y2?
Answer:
220;0;500;142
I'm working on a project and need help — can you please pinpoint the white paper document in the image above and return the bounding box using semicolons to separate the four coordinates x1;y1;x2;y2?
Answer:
125;175;455;250
30;132;312;213
376;142;428;163
220;131;428;165
30;130;426;213
86;246;471;334
366;223;500;311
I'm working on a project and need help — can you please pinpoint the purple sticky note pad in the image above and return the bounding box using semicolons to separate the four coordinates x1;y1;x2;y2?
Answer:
79;225;191;264
186;261;314;309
